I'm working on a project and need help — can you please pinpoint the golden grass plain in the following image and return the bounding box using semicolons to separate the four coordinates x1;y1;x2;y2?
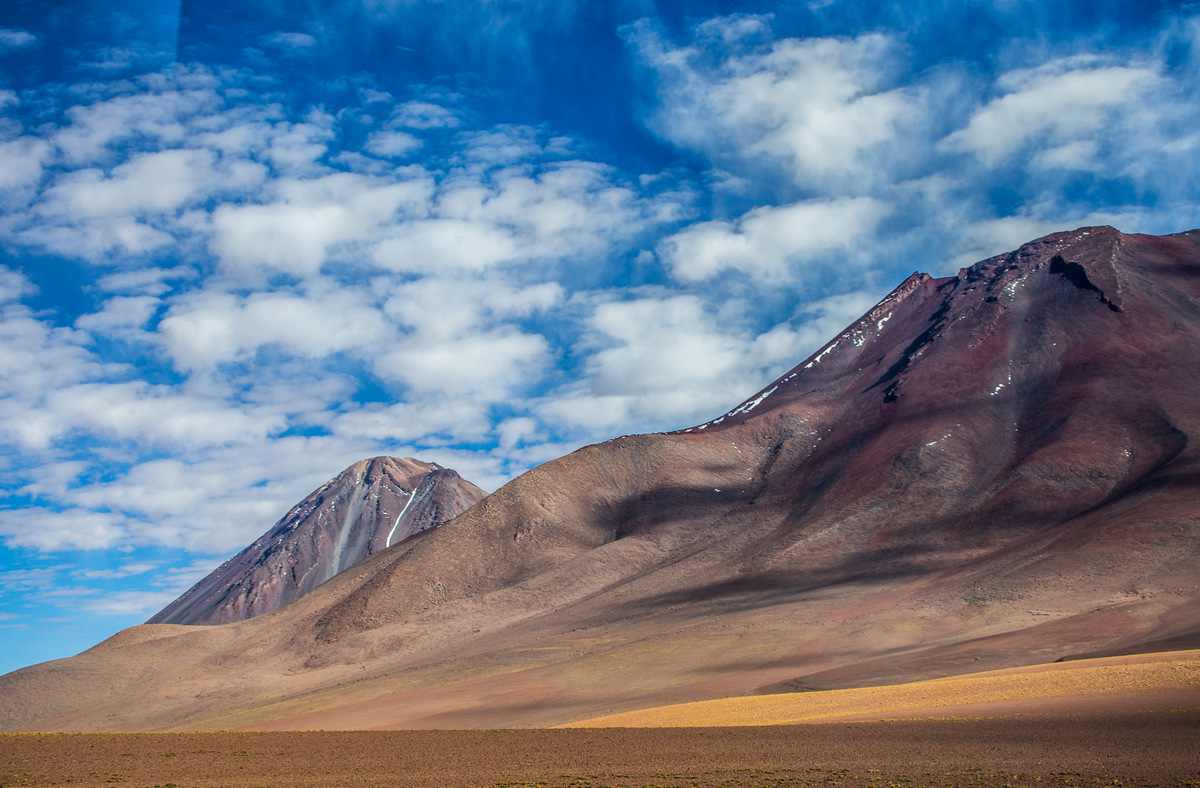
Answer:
563;649;1200;727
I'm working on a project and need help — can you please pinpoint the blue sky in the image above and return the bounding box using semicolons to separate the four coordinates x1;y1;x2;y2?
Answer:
0;0;1197;676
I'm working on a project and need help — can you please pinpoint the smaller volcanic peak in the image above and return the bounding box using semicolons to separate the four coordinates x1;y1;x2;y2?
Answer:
148;457;487;626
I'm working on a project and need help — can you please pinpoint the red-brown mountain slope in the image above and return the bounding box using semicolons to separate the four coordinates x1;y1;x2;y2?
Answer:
149;457;487;625
1;227;1197;732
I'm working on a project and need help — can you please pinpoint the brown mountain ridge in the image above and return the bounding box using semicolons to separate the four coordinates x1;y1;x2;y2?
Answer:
1;225;1198;731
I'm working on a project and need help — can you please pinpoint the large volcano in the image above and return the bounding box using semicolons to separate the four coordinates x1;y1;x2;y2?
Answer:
2;226;1198;731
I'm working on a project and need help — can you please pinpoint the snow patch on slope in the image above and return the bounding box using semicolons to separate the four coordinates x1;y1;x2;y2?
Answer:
385;489;415;549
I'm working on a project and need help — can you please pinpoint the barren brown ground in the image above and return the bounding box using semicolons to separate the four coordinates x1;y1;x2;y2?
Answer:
3;713;1198;788
564;650;1200;727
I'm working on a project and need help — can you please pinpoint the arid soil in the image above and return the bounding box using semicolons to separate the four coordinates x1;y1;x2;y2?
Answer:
564;650;1200;727
3;713;1199;788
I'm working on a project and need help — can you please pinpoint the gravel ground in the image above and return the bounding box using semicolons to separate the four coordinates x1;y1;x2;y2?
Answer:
2;712;1198;788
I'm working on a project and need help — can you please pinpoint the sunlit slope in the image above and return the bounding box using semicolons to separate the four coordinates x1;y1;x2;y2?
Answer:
562;650;1200;727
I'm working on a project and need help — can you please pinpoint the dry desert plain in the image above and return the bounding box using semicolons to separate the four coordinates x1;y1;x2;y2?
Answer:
2;651;1198;788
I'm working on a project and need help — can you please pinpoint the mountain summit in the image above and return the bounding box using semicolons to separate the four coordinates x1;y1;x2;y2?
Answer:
149;457;487;626
3;227;1198;731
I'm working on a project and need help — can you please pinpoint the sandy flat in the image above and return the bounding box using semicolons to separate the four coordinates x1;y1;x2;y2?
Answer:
2;712;1199;788
563;649;1200;727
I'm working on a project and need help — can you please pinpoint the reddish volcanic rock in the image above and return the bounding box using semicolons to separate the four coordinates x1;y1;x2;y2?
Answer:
148;457;487;626
3;227;1199;732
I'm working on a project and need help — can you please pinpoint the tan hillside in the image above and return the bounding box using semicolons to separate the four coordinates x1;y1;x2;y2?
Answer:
563;649;1200;726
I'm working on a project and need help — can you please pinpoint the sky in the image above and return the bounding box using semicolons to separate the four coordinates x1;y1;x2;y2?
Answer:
0;0;1197;676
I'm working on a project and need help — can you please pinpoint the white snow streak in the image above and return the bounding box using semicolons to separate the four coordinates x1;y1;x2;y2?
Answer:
385;489;414;548
805;339;840;369
727;385;778;418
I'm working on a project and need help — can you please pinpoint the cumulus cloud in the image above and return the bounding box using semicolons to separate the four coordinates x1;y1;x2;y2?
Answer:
80;589;180;616
4;11;1199;582
626;18;932;194
629;12;1200;293
364;129;422;158
391;101;461;129
376;328;551;395
658;197;890;282
158;285;395;369
51;81;225;165
261;32;318;50
0;508;127;551
0;28;37;50
942;62;1165;167
0;137;51;205
538;287;880;434
38;149;230;218
372;158;675;274
210;173;434;277
0;60;696;569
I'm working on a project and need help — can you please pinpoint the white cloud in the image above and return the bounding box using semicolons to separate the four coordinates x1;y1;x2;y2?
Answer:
37;149;231;219
52;86;222;165
943;63;1164;167
372;160;664;273
210;172;434;276
375;328;551;396
539;280;887;437
0;137;50;204
538;293;793;433
495;416;543;452
0;67;700;568
330;399;493;444
391;101;461;130
365;129;422;158
0;508;127;551
15;215;175;260
77;562;158;580
628;20;929;192
0;28;37;49
0;300;108;449
381;277;563;338
658;197;891;282
95;266;194;296
158;285;394;369
42;381;286;448
74;295;159;339
373;217;520;271
263;113;336;173
261;32;317;50
585;295;747;397
81;589;180;616
0;266;35;303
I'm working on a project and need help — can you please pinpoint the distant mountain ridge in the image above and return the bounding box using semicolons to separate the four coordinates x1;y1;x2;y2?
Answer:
148;457;487;626
3;226;1199;732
